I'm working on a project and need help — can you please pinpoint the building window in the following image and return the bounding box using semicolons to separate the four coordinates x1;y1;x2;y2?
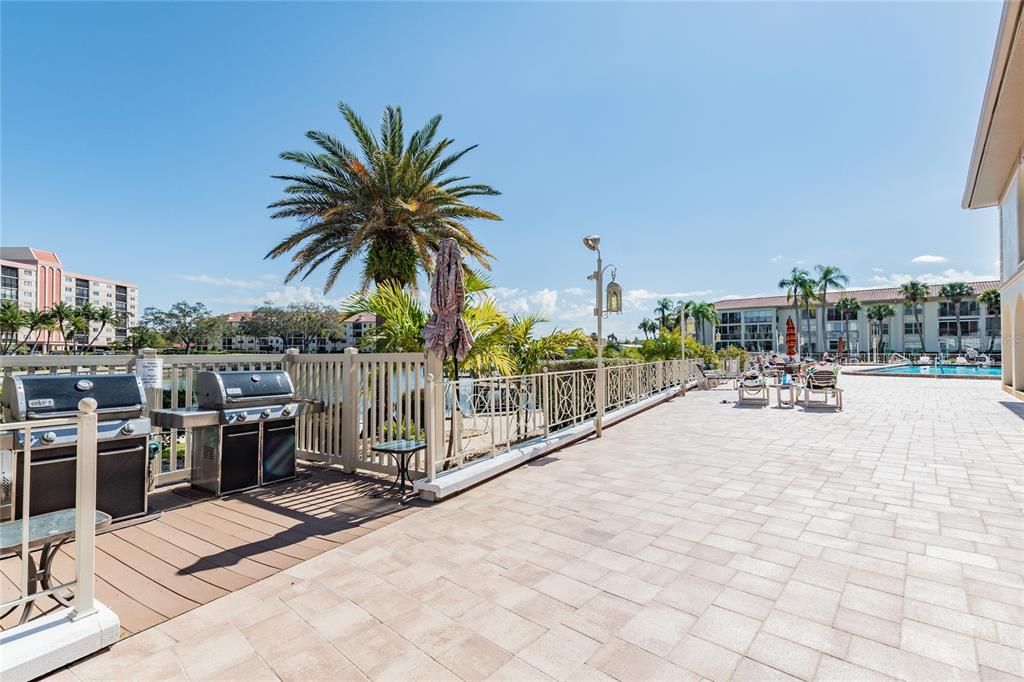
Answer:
75;278;90;306
938;320;979;336
938;301;979;317
1;266;18;301
904;322;922;336
719;312;740;325
742;310;772;323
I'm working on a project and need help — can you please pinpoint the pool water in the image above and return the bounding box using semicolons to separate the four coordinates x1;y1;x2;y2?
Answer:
867;364;1002;377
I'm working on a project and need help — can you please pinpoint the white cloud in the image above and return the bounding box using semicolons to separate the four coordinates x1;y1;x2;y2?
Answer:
562;287;586;296
768;255;783;263
622;288;714;308
871;267;884;273
911;255;949;264
529;289;559;317
868;269;996;287
178;273;280;289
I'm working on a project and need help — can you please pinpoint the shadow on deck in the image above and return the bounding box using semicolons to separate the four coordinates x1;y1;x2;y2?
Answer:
0;463;422;638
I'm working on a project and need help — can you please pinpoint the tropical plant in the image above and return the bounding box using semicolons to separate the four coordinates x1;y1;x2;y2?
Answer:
86;306;122;353
266;101;501;293
654;298;675;331
142;301;224;354
49;301;76;352
978;289;1000;352
686;301;718;344
815;265;848;307
506;315;591;375
639;329;681;361
899;280;929;352
938;281;975;352
638;318;658;340
778;267;811;355
0;300;28;354
684;336;718;368
24;309;57;353
797;277;820;356
834;297;861;356
717;344;749;372
124;325;167;352
865;303;895;357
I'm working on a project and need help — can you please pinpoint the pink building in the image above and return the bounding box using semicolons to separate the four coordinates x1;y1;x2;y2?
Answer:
0;247;140;350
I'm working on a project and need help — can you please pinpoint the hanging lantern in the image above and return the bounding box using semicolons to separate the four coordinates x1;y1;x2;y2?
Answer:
605;279;622;314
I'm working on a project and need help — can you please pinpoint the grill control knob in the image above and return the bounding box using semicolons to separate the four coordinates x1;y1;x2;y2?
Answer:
261;408;272;419
41;431;58;444
121;423;136;435
281;406;292;417
236;412;248;422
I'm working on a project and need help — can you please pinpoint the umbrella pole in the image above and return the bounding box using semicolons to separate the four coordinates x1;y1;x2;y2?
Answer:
446;358;459;466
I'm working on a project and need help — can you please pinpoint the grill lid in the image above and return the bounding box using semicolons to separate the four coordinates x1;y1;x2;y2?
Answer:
2;374;147;421
195;370;294;408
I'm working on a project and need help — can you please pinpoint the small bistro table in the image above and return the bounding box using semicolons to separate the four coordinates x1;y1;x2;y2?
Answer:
370;439;427;504
770;381;799;408
0;509;111;624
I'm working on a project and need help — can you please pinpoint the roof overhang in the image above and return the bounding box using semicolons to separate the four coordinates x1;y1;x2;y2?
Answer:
963;1;1024;209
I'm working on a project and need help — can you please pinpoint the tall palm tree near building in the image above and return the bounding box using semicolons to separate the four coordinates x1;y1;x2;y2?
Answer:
0;300;28;354
21;309;56;354
686;301;718;344
778;267;811;355
977;289;1000;352
49;301;76;352
815;265;849;306
86;306;122;352
797;277;820;356
638;318;657;340
938;281;975;352
654;298;675;331
834;297;861;357
899;280;929;353
866;303;895;358
266;101;501;293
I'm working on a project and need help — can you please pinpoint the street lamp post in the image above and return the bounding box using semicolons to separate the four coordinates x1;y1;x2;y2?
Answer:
583;235;621;437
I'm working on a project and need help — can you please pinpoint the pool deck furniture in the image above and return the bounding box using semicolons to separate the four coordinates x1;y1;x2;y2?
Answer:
0;510;111;625
769;381;799;408
736;376;770;406
802;366;844;410
370;439;427;504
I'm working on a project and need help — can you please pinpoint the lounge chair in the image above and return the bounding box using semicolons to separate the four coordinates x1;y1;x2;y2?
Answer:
914;355;932;366
802;366;843;410
737;371;769;405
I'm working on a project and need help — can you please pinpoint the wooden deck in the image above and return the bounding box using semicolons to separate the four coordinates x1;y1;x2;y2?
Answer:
0;463;422;638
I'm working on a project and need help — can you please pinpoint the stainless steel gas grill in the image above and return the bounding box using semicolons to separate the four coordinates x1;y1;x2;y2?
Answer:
0;374;150;522
150;370;323;496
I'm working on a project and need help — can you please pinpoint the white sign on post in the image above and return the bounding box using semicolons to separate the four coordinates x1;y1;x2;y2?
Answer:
136;358;164;390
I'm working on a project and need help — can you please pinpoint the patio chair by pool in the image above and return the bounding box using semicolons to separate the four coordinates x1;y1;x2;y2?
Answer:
802;366;843;410
737;371;769;406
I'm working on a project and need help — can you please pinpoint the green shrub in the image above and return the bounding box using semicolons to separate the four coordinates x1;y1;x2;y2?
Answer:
685;337;719;368
717;344;749;371
544;357;643;372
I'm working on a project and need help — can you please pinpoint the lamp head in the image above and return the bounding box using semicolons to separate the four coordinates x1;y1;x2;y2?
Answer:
582;235;601;251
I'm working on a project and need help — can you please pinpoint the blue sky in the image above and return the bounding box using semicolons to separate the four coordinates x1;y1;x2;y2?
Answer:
2;1;1004;337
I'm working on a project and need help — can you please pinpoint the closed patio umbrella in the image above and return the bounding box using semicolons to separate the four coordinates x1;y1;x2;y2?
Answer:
423;239;473;461
837;336;845;357
785;316;797;356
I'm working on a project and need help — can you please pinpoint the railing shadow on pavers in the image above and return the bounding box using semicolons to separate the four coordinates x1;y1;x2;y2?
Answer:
172;466;421;577
998;401;1024;419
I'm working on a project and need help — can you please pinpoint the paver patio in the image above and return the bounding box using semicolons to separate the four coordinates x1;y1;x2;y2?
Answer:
56;375;1023;681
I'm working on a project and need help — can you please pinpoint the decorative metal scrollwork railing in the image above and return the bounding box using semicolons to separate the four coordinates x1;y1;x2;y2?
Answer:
432;360;694;476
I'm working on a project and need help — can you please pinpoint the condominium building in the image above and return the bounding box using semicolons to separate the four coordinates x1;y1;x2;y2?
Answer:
705;280;1001;356
0;247;140;350
214;311;377;352
963;0;1022;397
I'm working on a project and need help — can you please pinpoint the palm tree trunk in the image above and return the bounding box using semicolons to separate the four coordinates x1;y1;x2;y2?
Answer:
87;322;108;353
915;311;925;353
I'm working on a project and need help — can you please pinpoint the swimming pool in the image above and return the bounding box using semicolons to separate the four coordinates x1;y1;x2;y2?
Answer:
865;364;1002;378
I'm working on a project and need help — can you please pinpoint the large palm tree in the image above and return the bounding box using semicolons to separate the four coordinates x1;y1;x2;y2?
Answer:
866;303;895;358
834;297;861;357
938;281;975;352
0;300;28;354
507;315;591;375
50;301;76;352
638;318;657;340
899;280;929;353
267;101;501;292
654;298;675;331
689;302;718;345
977;289;1000;352
778;268;810;355
815;265;848;350
20;309;55;354
86;305;122;352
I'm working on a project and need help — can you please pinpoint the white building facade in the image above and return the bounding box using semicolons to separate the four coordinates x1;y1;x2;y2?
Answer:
708;281;1001;357
963;1;1023;396
0;247;140;350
